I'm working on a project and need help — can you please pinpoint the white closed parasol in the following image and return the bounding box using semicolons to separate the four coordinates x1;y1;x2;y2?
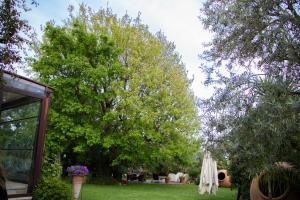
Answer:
198;151;218;195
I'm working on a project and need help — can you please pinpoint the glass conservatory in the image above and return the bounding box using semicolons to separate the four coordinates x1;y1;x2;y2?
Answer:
0;71;52;198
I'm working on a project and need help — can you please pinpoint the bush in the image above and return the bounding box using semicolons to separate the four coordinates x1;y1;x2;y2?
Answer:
85;175;118;185
187;168;200;179
41;157;62;177
194;175;200;185
32;177;72;200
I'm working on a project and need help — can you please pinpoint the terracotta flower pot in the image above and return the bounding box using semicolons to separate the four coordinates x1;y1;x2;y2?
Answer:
250;174;289;200
218;170;231;188
250;162;300;200
72;175;85;200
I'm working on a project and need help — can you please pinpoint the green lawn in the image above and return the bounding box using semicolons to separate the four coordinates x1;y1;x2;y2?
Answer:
80;184;236;200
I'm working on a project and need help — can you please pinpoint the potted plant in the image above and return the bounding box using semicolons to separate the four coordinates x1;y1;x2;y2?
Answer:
250;162;298;200
250;172;290;200
67;165;89;200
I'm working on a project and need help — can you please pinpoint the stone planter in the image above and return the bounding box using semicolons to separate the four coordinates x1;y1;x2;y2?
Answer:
72;175;85;200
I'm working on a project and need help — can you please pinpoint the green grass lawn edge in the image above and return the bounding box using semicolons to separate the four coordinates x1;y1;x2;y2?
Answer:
78;184;237;200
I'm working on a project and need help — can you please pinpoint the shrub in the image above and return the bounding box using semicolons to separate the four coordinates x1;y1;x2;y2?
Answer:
41;157;62;177
187;167;200;179
86;175;118;185
32;177;72;200
194;175;200;185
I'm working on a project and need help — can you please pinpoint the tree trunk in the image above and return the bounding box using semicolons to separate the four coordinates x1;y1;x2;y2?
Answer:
236;187;241;200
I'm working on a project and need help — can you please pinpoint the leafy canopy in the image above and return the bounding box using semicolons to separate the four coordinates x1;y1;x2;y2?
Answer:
32;5;200;177
200;0;300;81
199;0;300;198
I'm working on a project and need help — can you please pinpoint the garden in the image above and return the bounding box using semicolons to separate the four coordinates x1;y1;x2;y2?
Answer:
32;173;237;200
0;0;300;200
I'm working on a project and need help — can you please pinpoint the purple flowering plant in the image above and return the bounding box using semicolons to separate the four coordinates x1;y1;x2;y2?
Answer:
66;165;89;176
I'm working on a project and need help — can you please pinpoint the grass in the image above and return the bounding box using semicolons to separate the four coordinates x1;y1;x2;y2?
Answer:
80;184;237;200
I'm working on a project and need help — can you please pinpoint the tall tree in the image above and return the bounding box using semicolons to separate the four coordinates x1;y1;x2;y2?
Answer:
84;8;200;174
31;19;124;177
0;0;36;71
32;6;200;178
199;0;300;199
200;0;300;81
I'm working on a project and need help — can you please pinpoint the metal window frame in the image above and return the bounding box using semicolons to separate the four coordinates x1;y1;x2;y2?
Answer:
1;70;53;198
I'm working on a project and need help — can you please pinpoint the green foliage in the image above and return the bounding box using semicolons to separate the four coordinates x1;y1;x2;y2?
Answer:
78;6;200;172
201;74;300;199
85;175;117;185
200;0;300;81
184;149;202;178
31;5;200;178
32;16;123;164
32;177;72;200
41;156;62;178
229;79;300;172
199;0;300;199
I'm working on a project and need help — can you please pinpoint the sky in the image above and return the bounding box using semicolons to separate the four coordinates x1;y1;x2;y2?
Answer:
23;0;213;98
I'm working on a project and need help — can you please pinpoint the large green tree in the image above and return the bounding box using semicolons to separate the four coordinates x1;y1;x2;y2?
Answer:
32;6;200;178
199;0;300;199
31;19;124;177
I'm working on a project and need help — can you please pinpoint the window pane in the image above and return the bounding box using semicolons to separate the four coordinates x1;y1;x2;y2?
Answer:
0;117;39;149
0;93;41;196
1;97;40;123
1;150;33;195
